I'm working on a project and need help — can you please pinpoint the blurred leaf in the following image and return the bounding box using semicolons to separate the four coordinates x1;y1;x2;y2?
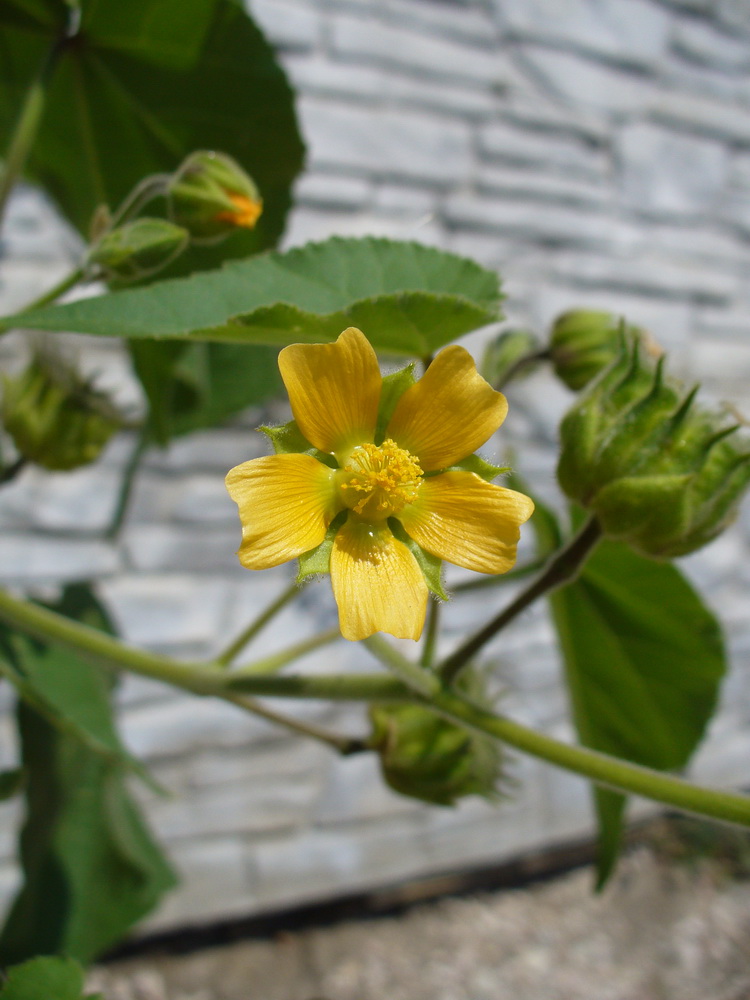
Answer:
130;340;281;444
0;0;304;259
0;769;25;801
549;534;725;886
0;955;102;1000
0;585;175;964
7;237;504;357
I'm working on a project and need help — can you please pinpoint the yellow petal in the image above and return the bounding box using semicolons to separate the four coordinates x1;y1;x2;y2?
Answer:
399;470;534;574
278;327;381;458
386;345;508;471
226;454;341;569
331;516;427;641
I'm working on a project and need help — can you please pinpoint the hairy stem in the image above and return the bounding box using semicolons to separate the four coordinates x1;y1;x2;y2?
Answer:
438;515;602;685
229;627;342;676
223;692;368;755
216;579;308;666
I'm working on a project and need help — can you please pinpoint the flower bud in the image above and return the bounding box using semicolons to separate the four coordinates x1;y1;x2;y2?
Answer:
87;218;189;281
550;309;659;391
557;337;750;557
482;328;541;386
369;698;502;806
2;355;121;471
166;151;263;242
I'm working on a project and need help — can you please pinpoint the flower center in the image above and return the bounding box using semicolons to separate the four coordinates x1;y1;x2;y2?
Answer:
339;439;423;521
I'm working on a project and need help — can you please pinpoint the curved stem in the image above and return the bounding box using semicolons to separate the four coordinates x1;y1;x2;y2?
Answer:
229;627;341;676
433;689;750;828
438;515;602;685
223;692;368;755
0;79;46;229
216;579;307;666
420;598;440;668
18;267;86;314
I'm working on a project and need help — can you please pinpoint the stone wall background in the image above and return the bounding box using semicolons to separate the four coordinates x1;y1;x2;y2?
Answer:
1;0;750;933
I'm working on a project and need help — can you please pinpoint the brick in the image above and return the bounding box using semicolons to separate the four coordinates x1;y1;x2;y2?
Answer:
647;88;750;143
498;0;671;65
548;250;737;303
476;164;611;206
0;535;120;583
299;96;473;183
479;121;610;179
246;0;321;51
98;573;233;648
143;836;256;930
122;524;243;574
441;195;627;251
0;464;121;532
293;172;373;210
672;19;750;71
331;15;507;87
616;122;729;218
517;46;656;111
313;752;425;824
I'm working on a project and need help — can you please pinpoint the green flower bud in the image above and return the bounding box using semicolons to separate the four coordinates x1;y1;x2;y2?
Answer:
550;309;659;391
482;328;541;386
2;355;121;471
369;685;503;806
86;218;189;282
557;337;750;557
166;151;263;242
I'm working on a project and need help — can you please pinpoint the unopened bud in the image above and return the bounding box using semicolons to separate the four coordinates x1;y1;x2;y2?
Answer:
2;355;121;471
550;309;659;391
87;218;189;281
166;151;263;242
557;337;750;557
369;697;502;806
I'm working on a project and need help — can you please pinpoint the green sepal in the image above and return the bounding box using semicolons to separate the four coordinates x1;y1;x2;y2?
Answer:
445;454;510;483
389;520;448;600
296;512;347;581
375;363;416;443
260;420;337;467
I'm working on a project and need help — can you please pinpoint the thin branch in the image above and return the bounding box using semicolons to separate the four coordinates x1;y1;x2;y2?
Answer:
216;579;308;666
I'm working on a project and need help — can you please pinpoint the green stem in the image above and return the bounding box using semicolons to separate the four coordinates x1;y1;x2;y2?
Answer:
438;515;603;685
223;692;368;755
451;558;545;594
216;579;308;666
433;689;750;828
362;635;440;697
105;430;148;540
109;173;171;229
18;267;86;313
494;348;551;391
3;587;749;828
420;598;440;668
0;77;47;229
229;627;342;676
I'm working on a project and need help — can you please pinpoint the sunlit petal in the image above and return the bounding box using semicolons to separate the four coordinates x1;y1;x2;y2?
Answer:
226;454;341;569
400;471;535;574
386;345;508;470
331;517;427;641
278;327;381;458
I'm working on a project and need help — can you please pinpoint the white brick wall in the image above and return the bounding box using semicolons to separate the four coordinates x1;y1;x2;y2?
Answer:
1;0;749;933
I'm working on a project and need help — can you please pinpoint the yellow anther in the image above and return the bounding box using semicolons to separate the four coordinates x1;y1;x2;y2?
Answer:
339;439;423;520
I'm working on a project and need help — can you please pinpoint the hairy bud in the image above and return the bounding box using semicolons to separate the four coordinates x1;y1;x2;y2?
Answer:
166;150;263;242
550;309;659;391
87;218;189;281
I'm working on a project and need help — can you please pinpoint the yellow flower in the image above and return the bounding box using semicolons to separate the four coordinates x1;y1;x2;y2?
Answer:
215;192;264;230
225;327;534;642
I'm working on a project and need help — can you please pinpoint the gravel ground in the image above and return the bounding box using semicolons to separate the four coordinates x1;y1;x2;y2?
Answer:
89;846;750;1000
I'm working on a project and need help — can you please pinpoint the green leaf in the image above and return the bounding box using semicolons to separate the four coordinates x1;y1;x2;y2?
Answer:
0;0;304;260
0;769;25;801
6;238;504;357
0;956;101;1000
549;535;725;886
131;340;282;444
0;586;175;965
